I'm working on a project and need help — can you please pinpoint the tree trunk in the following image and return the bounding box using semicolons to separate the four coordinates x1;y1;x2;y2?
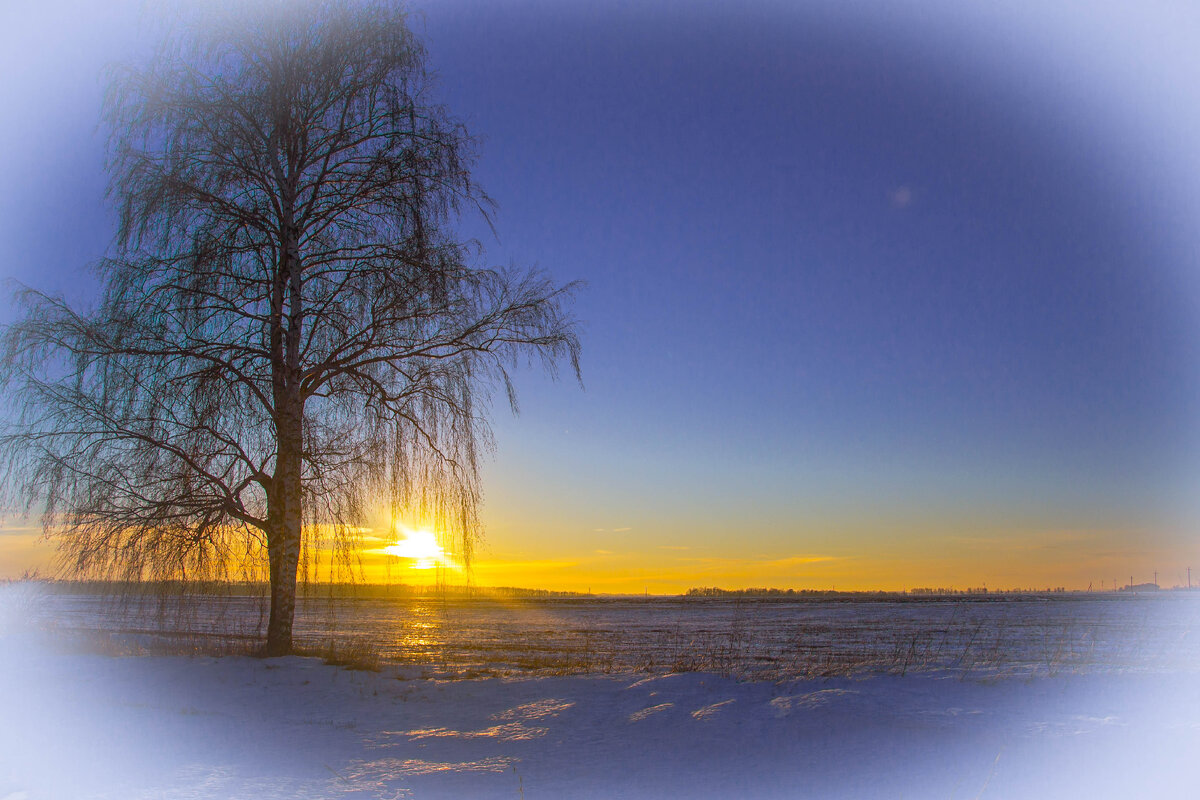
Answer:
263;194;305;656
264;522;300;656
264;401;304;656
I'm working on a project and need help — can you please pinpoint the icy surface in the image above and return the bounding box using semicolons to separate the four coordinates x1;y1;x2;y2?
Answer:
3;586;1199;798
43;591;1200;678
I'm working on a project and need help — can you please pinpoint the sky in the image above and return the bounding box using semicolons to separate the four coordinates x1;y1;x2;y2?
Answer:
3;0;1200;592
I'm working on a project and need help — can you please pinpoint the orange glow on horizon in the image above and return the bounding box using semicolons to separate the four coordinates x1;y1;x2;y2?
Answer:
2;509;1193;595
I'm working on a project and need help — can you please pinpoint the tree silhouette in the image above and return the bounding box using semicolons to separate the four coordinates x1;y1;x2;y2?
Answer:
0;1;579;655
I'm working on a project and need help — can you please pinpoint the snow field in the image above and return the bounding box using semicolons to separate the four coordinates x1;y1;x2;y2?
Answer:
2;632;1198;799
3;585;1199;798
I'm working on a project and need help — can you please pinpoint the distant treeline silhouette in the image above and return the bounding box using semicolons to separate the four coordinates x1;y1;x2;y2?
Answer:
686;586;1078;598
686;587;856;598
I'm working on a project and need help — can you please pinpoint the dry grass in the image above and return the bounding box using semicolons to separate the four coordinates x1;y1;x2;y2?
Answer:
31;586;1195;681
36;620;1114;682
295;638;384;672
67;630;388;673
50;628;261;659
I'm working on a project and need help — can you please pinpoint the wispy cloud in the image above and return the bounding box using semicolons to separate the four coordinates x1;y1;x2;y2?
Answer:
946;529;1100;552
471;559;581;572
0;525;42;537
766;555;844;568
656;554;844;581
675;554;840;566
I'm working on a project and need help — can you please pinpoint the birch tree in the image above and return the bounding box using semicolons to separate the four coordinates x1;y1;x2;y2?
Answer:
0;1;579;655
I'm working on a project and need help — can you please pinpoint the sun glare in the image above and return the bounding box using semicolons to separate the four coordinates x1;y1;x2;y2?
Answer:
381;528;450;570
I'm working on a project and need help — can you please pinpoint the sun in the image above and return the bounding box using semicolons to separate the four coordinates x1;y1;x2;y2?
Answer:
380;528;449;570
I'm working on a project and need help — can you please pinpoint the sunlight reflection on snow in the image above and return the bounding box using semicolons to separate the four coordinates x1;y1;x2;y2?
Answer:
628;702;674;722
690;699;736;719
402;722;548;741
342;756;516;779
490;698;575;721
769;688;860;716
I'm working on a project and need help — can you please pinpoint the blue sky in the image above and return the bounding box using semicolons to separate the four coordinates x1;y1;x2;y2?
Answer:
3;0;1200;589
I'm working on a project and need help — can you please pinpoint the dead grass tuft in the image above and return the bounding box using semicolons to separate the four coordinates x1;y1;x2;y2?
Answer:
296;638;384;672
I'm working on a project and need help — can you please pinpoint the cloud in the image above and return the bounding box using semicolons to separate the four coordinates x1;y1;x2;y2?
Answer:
946;529;1100;552
471;559;580;572
0;533;55;579
675;554;839;565
0;525;42;537
763;555;844;568
665;554;844;579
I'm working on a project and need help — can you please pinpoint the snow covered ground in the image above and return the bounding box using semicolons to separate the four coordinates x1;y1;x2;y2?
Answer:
2;591;1199;798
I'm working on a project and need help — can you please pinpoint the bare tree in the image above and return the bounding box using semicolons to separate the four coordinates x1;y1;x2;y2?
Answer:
0;1;579;655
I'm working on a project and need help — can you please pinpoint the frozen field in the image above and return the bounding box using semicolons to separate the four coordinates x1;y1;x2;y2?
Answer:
43;590;1200;678
4;586;1199;798
2;628;1200;798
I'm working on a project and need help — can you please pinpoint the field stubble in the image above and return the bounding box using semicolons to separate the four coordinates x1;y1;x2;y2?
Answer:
34;591;1200;680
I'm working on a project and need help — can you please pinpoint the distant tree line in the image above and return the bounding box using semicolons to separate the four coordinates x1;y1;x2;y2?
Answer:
686;587;875;598
686;586;1085;597
908;587;989;595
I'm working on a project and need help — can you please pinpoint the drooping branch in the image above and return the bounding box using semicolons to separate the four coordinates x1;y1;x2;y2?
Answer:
0;1;580;652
